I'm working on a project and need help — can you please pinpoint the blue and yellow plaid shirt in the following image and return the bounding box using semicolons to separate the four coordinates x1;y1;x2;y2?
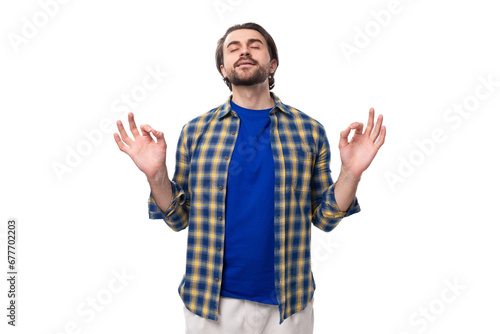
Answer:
148;92;360;324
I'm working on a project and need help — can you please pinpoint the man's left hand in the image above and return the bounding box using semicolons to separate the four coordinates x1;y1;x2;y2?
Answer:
339;108;386;179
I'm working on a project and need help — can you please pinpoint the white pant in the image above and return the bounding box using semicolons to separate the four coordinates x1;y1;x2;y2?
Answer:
183;296;314;334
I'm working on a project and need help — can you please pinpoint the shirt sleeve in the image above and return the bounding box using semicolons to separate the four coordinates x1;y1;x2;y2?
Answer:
311;130;361;232
147;124;190;231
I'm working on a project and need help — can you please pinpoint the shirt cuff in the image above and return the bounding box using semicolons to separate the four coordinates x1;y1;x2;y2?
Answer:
148;180;185;219
322;183;361;219
320;184;361;226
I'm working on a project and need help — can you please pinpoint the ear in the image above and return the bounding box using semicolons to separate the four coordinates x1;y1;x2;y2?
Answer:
269;59;278;74
220;64;227;78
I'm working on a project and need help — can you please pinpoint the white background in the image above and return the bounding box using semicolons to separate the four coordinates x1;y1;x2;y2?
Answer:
1;0;499;333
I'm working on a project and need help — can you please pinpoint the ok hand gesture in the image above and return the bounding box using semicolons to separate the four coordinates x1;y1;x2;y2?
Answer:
339;108;386;179
114;112;168;183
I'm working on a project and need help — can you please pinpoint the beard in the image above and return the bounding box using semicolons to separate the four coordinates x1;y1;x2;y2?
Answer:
226;61;268;87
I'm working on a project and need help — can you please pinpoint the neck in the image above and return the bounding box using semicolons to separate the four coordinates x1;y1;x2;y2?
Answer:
231;83;274;110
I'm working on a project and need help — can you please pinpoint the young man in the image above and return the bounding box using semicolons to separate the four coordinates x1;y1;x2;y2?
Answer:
114;22;385;334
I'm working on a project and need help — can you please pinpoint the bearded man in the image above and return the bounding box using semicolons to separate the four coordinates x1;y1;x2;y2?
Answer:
114;22;386;333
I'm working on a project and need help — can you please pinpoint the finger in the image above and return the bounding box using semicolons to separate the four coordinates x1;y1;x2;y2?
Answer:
113;133;130;154
116;120;133;145
128;113;141;138
350;122;364;136
140;124;155;140
364;108;375;136
370;114;383;142
150;128;167;147
374;125;386;149
339;126;352;149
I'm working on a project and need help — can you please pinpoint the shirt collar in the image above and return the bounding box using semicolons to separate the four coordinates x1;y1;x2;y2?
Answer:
217;92;291;120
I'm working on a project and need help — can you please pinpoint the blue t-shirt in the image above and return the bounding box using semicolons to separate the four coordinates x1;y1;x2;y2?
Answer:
220;99;279;305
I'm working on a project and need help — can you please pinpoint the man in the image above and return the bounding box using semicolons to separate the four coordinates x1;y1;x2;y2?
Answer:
114;22;385;333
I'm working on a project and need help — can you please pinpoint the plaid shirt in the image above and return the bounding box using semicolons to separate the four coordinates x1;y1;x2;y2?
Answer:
148;92;360;324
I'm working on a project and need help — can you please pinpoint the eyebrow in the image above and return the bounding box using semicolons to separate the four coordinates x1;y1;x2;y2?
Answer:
226;38;264;49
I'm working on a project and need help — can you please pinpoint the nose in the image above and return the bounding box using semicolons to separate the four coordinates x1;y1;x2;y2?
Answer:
239;46;250;57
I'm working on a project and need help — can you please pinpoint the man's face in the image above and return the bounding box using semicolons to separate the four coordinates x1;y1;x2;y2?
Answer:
220;29;277;88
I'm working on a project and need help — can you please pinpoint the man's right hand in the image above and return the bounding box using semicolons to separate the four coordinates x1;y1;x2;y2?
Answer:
114;112;168;185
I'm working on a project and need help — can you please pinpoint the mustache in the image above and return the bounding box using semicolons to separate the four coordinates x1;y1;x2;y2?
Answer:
235;57;257;67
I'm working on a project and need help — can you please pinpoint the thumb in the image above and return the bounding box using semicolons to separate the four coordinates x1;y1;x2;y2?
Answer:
151;128;167;147
339;126;351;149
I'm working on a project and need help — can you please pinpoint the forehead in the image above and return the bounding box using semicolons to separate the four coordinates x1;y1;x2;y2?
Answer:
224;29;267;47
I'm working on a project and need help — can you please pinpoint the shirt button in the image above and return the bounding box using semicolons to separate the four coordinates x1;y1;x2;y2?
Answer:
215;277;219;282
219;185;223;190
224;156;229;160
231;131;236;135
217;247;221;251
218;216;223;221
